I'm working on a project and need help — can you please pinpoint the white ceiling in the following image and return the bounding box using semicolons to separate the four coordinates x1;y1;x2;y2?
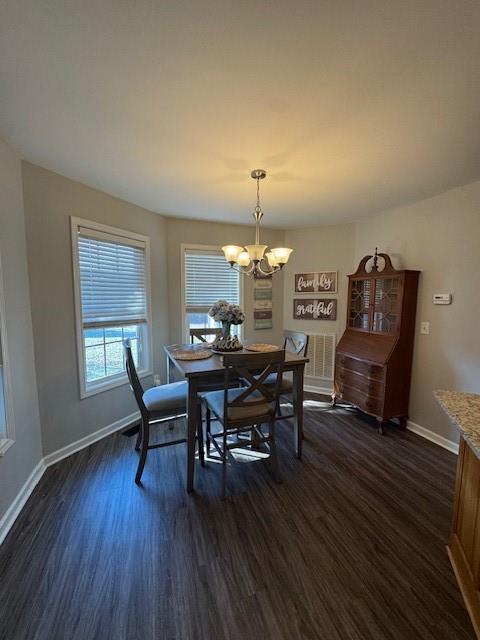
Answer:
1;1;480;228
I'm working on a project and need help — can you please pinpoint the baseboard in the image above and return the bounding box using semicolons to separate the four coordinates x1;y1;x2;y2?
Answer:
0;458;46;546
304;386;459;455
43;411;140;468
304;384;333;396
406;419;459;454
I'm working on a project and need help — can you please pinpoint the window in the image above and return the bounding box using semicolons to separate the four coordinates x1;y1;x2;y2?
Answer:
0;251;15;456
183;245;242;342
71;218;152;398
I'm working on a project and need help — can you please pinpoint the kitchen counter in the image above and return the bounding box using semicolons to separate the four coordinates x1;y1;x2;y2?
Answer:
435;390;480;458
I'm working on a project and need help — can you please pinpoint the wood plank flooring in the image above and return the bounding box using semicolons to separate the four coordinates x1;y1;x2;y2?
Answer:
0;395;474;640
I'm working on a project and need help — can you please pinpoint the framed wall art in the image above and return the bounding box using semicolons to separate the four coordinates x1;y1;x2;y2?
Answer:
294;271;337;294
293;298;337;320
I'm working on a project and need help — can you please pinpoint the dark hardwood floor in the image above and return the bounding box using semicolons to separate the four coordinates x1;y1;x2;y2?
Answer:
0;395;474;640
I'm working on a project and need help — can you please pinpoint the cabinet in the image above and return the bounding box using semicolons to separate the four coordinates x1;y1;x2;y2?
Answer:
333;251;420;433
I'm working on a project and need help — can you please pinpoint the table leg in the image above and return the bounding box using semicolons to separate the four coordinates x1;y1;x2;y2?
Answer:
292;364;305;459
186;378;198;492
166;354;172;383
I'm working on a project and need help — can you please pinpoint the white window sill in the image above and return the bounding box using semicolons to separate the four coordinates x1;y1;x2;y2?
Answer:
0;438;14;457
80;368;153;399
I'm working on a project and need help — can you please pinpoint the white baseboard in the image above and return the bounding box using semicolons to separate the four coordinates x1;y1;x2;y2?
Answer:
0;410;140;547
43;411;140;468
406;419;459;454
304;386;459;455
0;458;46;546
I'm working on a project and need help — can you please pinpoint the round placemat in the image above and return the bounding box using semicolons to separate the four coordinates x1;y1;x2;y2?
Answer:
173;349;212;361
244;343;279;353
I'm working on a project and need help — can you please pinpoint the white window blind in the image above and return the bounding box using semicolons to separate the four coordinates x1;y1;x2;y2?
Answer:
78;228;147;328
185;250;240;311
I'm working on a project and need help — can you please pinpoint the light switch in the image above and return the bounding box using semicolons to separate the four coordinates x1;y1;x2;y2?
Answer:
420;321;430;335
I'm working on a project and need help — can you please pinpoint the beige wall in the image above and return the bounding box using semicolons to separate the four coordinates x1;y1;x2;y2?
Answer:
354;181;480;442
0;141;43;524
166;217;285;348
22;163;170;455
283;223;356;388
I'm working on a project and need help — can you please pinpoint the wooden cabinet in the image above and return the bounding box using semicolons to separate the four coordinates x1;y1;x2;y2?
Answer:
448;437;480;638
333;251;420;433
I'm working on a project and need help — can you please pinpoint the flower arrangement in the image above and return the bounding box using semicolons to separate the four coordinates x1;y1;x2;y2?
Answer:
208;300;245;325
208;300;244;351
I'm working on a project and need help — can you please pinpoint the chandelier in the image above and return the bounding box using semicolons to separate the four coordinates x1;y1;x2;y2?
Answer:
222;169;293;277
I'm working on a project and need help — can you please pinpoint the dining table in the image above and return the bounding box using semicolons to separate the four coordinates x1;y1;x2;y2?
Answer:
164;343;309;492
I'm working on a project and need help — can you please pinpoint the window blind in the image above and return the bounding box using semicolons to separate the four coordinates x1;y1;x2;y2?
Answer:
78;231;147;328
185;250;240;310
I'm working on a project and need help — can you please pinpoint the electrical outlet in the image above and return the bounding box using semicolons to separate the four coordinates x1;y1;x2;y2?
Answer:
420;321;430;335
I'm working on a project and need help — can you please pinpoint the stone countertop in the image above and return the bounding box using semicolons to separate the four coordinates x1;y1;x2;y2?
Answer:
435;390;480;458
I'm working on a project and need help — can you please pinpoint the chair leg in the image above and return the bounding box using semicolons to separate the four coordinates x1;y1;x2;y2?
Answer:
134;420;143;451
269;418;281;484
222;429;228;500
206;407;211;458
197;402;205;467
135;417;150;484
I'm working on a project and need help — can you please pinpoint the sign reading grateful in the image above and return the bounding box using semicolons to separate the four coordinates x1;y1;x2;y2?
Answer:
293;298;337;320
294;271;337;293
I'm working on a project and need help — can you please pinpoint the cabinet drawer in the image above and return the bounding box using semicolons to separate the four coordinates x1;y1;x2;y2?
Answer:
336;355;385;381
336;368;384;398
339;384;384;416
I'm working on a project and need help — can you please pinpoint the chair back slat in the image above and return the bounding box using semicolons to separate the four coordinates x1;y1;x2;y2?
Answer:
190;328;222;344
283;330;309;357
222;351;285;423
123;340;147;415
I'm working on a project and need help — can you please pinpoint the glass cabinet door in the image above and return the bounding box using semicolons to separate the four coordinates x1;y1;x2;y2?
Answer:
349;278;372;330
372;276;401;333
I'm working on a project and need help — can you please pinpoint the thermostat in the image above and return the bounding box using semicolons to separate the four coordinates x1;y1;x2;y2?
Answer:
433;293;452;305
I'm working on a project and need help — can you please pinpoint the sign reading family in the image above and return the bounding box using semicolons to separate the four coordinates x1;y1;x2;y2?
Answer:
294;271;337;293
293;298;337;321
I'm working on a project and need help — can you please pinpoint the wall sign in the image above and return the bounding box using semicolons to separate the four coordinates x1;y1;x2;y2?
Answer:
293;298;337;320
294;271;337;293
254;273;273;330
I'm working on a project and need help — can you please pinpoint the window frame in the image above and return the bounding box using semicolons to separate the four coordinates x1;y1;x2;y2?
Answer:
0;249;15;457
71;217;153;399
181;243;244;343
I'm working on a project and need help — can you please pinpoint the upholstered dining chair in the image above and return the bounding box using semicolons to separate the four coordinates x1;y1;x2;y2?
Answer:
189;328;222;344
201;350;285;498
123;341;204;484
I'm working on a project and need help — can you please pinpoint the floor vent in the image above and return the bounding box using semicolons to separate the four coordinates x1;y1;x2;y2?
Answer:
305;333;336;381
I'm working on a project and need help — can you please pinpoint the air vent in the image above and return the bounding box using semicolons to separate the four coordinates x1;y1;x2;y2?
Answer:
305;333;336;380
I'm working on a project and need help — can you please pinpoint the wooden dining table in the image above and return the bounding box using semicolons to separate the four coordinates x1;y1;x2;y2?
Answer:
164;344;309;492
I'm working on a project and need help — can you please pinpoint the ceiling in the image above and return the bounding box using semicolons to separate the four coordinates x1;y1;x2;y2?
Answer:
1;1;480;228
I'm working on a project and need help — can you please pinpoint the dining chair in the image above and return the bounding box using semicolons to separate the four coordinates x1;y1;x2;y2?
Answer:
189;328;222;344
201;350;285;498
251;330;308;420
123;340;204;484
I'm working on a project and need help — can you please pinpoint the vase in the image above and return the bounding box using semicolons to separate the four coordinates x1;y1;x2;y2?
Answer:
212;321;242;352
221;321;232;339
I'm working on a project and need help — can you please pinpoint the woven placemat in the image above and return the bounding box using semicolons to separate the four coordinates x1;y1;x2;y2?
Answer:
173;349;212;361
244;343;279;353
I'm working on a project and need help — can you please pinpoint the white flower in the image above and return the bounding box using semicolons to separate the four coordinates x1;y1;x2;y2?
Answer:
208;300;245;325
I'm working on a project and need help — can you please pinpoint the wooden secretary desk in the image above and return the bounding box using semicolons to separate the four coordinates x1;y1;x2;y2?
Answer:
333;250;420;434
